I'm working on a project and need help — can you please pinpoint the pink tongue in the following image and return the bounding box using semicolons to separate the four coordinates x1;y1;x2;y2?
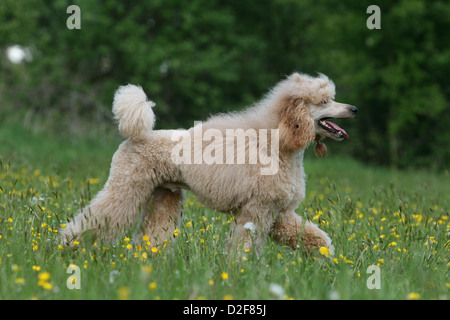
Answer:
325;120;349;139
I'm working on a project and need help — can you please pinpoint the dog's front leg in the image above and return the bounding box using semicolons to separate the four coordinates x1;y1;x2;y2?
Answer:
226;201;276;258
271;211;334;256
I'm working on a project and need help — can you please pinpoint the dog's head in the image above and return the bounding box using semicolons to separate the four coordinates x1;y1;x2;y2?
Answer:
278;73;357;155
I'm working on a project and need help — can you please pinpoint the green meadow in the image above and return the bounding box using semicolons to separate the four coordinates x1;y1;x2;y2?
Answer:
0;113;448;300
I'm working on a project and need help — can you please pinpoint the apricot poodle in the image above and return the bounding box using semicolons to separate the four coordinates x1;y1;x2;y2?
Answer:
60;72;357;257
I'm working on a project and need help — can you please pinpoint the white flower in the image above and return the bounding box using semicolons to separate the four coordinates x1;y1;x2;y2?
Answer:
109;270;120;284
269;283;285;299
30;196;45;205
329;289;340;300
243;222;256;233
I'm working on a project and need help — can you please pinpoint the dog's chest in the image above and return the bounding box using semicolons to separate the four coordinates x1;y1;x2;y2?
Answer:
256;157;305;209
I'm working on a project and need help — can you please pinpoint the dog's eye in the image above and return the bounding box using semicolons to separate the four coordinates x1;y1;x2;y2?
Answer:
321;99;330;105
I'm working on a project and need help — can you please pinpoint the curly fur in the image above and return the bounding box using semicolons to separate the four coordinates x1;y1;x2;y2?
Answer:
60;72;357;257
113;84;155;139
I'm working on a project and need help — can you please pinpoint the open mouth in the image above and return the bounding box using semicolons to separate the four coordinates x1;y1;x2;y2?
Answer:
318;118;349;140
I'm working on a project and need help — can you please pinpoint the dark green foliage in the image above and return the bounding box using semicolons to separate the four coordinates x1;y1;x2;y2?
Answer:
0;0;448;168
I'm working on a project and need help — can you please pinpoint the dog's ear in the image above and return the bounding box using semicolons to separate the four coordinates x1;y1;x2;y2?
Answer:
279;98;315;150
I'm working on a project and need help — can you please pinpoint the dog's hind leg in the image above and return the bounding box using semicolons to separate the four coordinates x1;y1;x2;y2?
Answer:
137;187;185;248
271;211;334;256
60;149;157;245
60;179;154;245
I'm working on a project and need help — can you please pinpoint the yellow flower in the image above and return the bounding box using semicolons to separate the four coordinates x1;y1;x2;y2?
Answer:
185;221;192;227
15;278;25;284
223;294;233;300
277;252;283;259
149;282;157;290
151;247;158;253
143;235;149;242
37;271;53;290
41;282;53;290
38;272;51;281
126;244;132;250
141;265;153;273
406;292;420;300
319;246;330;258
118;286;130;300
221;272;229;280
32;265;41;271
87;178;99;184
208;280;214;286
173;228;180;237
343;258;354;264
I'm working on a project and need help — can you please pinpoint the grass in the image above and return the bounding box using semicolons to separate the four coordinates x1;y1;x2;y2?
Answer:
0;112;448;300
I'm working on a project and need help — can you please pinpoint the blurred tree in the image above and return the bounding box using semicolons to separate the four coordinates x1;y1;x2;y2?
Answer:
302;0;449;169
0;0;448;169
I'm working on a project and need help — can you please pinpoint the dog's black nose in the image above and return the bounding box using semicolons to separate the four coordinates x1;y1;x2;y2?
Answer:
350;106;358;114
